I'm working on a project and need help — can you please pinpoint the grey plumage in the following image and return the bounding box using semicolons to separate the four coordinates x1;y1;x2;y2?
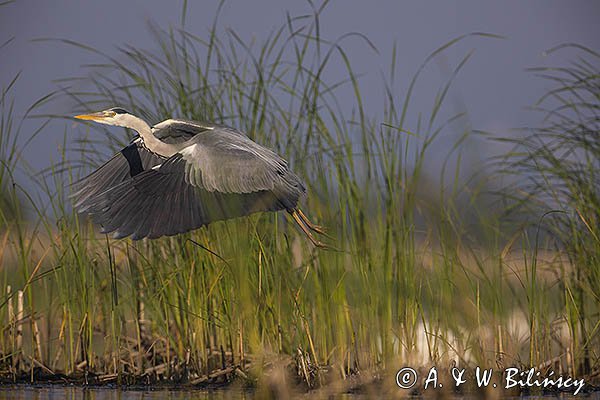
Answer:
72;114;308;240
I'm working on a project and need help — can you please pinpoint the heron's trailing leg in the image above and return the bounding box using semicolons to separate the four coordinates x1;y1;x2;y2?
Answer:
290;209;328;248
296;208;327;235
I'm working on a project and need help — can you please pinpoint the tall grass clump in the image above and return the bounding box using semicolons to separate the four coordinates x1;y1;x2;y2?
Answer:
0;71;20;225
0;35;55;380
500;44;599;376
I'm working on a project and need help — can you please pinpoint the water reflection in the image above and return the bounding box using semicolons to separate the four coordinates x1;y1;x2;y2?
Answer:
0;386;597;400
0;386;251;400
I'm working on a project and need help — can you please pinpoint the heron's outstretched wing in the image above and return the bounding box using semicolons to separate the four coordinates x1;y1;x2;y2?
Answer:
71;121;207;210
80;155;305;239
71;139;163;210
79;130;306;239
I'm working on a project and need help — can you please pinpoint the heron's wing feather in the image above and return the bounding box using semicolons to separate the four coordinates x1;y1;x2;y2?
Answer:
151;119;221;143
81;156;293;239
71;139;163;211
181;128;303;195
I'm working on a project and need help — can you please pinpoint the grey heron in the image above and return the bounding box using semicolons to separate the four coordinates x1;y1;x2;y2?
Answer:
72;107;327;247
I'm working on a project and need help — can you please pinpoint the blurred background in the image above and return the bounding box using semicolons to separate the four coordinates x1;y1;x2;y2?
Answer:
2;1;598;186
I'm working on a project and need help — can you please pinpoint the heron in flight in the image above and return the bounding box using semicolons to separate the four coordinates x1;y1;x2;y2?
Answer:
72;107;326;247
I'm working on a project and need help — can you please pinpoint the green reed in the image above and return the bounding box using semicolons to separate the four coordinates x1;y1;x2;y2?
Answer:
499;44;600;376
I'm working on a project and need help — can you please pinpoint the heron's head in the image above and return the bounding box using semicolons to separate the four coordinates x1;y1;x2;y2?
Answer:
74;107;137;128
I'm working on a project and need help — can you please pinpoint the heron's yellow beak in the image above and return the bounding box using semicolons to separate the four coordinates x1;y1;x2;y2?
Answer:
74;111;114;121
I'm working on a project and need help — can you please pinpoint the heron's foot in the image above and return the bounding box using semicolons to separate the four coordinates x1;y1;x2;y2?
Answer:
290;209;335;250
296;208;331;237
305;231;339;251
307;235;328;249
309;224;328;235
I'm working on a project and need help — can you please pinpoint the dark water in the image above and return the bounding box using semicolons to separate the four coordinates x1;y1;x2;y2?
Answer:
0;386;597;400
0;386;252;400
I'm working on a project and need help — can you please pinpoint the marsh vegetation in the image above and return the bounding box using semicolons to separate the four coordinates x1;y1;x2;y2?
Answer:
0;5;598;397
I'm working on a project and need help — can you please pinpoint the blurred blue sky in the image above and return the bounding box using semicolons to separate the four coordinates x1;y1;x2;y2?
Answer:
1;1;598;186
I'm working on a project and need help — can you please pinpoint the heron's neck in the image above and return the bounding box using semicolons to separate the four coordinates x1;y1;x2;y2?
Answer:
121;114;177;157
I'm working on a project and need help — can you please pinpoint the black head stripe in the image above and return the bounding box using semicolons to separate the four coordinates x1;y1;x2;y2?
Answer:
109;107;130;115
